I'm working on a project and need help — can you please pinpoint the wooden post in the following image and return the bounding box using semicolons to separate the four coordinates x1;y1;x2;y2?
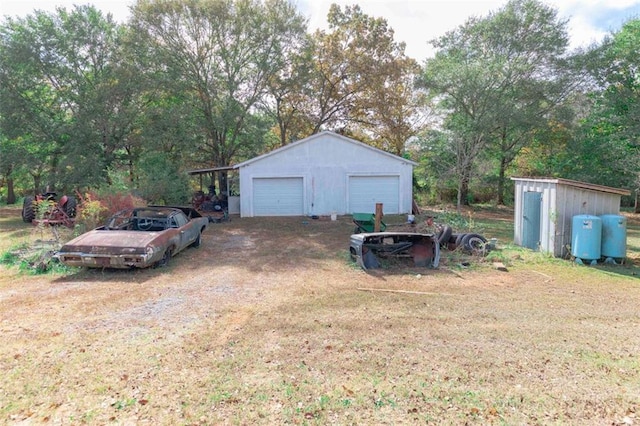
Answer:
374;203;383;232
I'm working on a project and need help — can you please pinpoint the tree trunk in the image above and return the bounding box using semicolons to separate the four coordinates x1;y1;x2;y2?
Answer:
635;190;640;214
460;174;470;206
497;154;507;205
7;178;16;204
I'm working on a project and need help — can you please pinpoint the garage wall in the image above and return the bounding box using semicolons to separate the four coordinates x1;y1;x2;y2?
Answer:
236;132;416;217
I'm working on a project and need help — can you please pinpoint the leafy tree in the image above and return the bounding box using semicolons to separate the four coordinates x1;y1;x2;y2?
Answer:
137;151;190;204
420;0;573;209
130;0;308;191
262;24;315;146
571;19;640;210
300;4;424;154
0;6;140;193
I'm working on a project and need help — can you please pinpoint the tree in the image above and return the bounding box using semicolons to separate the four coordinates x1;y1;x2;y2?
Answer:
296;4;424;154
573;19;640;211
130;0;308;191
0;6;141;193
420;0;573;209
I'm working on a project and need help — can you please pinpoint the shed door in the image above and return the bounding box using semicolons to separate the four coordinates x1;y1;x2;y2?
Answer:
523;191;542;250
253;177;304;216
348;176;399;214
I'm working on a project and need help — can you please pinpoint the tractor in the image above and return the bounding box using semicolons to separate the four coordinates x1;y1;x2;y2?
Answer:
22;191;78;228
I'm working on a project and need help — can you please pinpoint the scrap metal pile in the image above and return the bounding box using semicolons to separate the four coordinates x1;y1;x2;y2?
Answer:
349;213;492;271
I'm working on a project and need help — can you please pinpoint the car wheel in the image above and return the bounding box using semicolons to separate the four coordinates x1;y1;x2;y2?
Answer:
22;196;35;223
156;248;172;268
455;233;467;247
461;233;488;254
191;232;202;248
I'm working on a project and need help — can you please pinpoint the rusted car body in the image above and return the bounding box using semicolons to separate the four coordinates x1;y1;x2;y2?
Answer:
57;206;208;269
350;232;440;270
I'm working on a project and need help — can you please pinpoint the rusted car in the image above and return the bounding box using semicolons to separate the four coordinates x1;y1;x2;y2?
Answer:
57;206;208;269
350;232;440;270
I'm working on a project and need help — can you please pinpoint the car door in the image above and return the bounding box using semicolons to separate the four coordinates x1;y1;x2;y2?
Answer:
172;212;195;252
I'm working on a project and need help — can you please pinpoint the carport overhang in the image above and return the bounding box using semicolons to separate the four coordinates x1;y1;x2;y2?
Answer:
186;166;238;198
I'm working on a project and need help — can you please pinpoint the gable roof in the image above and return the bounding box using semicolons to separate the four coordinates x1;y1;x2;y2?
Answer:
234;130;418;168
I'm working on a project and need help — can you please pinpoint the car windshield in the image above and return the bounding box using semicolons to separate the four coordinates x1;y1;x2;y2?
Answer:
105;208;175;231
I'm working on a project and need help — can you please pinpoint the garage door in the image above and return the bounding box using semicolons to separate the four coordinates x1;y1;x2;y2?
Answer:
253;177;304;216
348;175;400;214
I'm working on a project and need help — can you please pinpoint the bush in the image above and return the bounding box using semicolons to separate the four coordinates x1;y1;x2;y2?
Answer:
75;191;146;232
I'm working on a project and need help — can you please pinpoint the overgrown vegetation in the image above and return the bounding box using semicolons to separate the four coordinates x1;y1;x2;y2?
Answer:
0;192;146;273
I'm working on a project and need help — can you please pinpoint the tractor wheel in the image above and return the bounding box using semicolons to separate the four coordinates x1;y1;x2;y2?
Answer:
63;196;78;218
22;196;35;223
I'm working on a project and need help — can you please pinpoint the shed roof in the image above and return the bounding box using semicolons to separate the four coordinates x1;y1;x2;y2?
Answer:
234;130;418;168
510;177;630;196
186;166;235;175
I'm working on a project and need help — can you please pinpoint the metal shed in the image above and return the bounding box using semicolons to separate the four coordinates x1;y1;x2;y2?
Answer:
511;177;630;258
233;131;417;218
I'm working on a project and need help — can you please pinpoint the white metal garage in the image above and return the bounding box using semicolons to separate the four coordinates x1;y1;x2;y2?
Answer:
348;175;400;214
252;177;304;216
234;131;416;217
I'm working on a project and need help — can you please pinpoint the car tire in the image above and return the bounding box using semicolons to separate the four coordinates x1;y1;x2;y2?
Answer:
22;196;35;223
455;233;467;247
156;248;172;268
191;232;202;248
437;225;453;247
461;233;488;254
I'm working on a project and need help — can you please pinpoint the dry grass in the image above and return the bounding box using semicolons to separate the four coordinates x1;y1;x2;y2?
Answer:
1;206;639;425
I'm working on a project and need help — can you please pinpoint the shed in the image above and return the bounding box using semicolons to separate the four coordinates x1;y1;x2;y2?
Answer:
233;131;417;217
511;177;630;257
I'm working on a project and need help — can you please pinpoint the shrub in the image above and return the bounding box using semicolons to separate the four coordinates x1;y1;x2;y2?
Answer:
75;191;146;232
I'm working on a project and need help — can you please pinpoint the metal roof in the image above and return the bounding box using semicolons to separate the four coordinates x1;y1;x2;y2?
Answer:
510;177;630;196
186;166;235;175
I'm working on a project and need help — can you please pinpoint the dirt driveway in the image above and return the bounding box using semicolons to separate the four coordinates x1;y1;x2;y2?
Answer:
2;210;640;424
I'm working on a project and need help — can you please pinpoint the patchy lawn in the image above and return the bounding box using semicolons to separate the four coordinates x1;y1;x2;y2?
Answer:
1;206;639;424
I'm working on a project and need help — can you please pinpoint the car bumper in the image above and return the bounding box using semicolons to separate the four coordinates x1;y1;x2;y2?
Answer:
57;252;155;269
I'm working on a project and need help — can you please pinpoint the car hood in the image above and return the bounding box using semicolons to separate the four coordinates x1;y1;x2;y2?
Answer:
60;230;163;255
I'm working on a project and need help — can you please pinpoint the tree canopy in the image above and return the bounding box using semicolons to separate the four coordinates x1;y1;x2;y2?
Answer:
0;0;638;209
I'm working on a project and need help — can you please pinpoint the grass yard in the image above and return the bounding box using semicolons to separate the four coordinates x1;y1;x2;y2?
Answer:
0;205;639;424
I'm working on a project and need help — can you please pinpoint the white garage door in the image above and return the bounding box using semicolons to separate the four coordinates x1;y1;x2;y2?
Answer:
253;177;304;216
348;175;400;214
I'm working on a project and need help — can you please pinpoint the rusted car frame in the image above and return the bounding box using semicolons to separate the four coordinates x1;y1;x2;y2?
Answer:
57;206;208;269
350;232;440;270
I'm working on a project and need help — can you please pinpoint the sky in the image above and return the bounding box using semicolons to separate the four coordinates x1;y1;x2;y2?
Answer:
2;0;640;60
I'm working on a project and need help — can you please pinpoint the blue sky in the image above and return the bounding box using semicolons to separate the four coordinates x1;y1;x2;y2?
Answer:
2;0;639;60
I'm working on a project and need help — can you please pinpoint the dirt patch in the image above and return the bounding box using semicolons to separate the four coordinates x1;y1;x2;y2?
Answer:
1;209;639;424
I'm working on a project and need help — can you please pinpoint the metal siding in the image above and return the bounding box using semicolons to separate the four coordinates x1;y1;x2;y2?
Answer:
252;177;304;216
513;181;523;245
238;133;414;217
348;176;400;214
